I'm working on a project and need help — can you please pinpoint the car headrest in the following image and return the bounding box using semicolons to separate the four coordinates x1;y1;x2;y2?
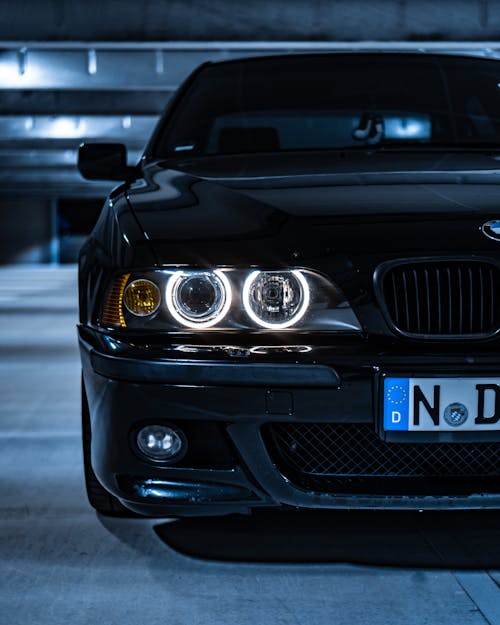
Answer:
217;127;280;154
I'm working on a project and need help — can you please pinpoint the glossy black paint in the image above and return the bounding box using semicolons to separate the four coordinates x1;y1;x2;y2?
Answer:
79;53;500;516
78;143;137;181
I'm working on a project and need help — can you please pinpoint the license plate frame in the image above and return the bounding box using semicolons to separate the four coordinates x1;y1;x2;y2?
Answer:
380;374;500;443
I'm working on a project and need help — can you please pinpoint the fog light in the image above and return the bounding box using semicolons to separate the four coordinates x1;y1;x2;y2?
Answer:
136;425;185;461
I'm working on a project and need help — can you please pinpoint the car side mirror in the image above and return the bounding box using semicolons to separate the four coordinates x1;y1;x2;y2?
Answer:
78;143;138;181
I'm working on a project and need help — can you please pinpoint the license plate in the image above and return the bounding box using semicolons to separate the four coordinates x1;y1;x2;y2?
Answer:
383;377;500;431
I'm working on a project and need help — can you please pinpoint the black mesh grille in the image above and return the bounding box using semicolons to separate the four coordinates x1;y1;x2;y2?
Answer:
264;423;500;495
380;260;500;337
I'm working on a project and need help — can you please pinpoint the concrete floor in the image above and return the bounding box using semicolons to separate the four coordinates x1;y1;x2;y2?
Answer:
1;265;500;625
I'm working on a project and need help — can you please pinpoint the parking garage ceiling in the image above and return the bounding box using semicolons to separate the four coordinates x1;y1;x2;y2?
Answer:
2;1;500;42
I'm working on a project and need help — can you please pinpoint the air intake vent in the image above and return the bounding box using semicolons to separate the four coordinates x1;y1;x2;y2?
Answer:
380;260;500;337
263;422;500;495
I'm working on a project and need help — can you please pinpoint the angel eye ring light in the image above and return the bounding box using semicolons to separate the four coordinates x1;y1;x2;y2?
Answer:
242;270;310;329
166;270;232;329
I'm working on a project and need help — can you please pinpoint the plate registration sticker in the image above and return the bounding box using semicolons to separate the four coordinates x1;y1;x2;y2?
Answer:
383;377;500;432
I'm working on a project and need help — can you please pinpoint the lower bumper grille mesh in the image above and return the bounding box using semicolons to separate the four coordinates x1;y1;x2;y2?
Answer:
264;423;500;495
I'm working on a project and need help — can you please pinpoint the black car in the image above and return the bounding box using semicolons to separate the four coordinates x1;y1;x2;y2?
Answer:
78;52;500;517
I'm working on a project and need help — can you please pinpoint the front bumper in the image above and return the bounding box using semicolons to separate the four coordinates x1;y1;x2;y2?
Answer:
79;327;500;516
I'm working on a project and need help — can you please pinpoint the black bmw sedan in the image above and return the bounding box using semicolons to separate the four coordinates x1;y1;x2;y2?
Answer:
78;53;500;517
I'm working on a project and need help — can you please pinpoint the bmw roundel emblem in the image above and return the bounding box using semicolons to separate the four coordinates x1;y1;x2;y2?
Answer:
482;220;500;241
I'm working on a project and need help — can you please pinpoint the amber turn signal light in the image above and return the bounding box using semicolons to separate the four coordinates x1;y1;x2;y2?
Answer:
101;273;130;327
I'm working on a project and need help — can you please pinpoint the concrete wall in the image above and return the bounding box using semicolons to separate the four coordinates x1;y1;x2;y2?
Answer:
0;0;499;43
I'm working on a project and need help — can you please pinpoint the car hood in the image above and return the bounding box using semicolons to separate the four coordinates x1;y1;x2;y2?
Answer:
124;152;500;266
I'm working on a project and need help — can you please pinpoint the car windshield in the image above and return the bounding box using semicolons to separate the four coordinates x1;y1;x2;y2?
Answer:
153;54;500;157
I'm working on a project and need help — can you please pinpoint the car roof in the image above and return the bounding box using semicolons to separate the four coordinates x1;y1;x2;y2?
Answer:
200;50;500;70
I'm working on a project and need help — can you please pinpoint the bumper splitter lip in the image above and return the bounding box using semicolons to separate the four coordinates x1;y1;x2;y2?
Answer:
114;474;274;517
119;476;260;503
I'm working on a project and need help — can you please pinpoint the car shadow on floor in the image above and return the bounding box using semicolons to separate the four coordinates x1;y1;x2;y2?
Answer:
153;509;500;567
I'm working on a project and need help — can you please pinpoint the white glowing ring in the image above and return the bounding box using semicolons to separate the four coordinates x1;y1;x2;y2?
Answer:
242;270;310;329
166;270;232;329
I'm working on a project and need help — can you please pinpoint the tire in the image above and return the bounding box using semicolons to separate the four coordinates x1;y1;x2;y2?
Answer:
81;374;138;517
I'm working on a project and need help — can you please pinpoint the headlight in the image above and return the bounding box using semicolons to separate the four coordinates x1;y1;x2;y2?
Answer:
124;279;161;316
242;270;310;329
165;270;232;328
99;267;361;333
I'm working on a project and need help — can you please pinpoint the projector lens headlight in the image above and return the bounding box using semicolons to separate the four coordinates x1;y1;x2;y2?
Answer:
166;270;231;328
243;270;310;329
123;279;160;316
100;267;360;333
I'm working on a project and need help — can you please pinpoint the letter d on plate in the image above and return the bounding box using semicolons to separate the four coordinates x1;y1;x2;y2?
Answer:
391;411;402;424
